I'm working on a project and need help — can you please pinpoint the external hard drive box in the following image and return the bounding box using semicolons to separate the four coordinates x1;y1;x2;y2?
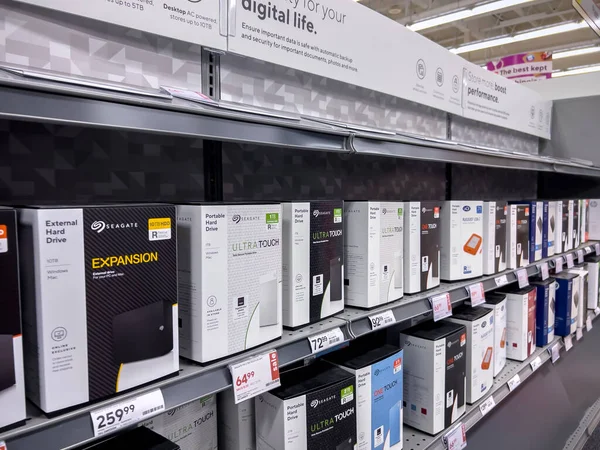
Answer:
328;344;403;450
483;201;507;275
583;255;600;310
282;201;344;327
399;321;466;435
255;361;357;450
581;199;589;243
589;200;600;240
218;390;255;450
74;426;179;450
542;201;556;258
404;202;441;294
513;201;542;262
573;200;581;249
554;272;578;336
177;203;282;363
555;201;564;254
498;286;536;361
0;207;26;430
481;293;507;377
18;204;179;413
565;200;574;252
141;395;217;450
445;306;494;404
531;279;555;346
344;202;404;308
507;204;530;269
568;267;588;329
440;201;484;281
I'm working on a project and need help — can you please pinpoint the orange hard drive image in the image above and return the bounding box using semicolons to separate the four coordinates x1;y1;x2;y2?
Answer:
500;328;506;348
481;347;493;370
464;233;483;255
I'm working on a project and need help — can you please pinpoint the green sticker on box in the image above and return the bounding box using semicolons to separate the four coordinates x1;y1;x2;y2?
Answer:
341;386;353;397
398;208;403;217
334;208;342;217
266;213;279;224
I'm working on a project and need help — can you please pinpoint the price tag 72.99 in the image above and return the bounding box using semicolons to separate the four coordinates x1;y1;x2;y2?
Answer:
229;350;280;404
308;327;345;354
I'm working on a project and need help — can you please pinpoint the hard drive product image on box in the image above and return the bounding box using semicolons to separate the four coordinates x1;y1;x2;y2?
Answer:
255;361;357;450
498;286;537;361
542;201;557;258
554;272;579;336
483;202;507;275
177;203;282;363
218;390;255;450
344;202;404;309
531;279;556;346
440;201;484;281
400;321;466;435
481;293;507;377
18;204;179;414
583;255;600;309
404;202;441;294
282;201;344;327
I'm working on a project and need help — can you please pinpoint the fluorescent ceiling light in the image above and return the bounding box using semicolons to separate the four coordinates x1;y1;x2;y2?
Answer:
553;46;600;59
450;21;588;54
553;64;600;77
408;0;534;32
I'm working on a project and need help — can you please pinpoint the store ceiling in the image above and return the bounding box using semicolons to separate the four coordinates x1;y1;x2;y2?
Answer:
360;0;600;72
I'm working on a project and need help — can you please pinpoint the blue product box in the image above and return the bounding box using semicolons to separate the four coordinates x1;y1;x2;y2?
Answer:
542;202;549;258
554;273;577;336
532;278;555;346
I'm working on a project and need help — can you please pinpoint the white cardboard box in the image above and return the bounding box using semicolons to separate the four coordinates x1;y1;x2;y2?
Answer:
568;268;589;329
482;202;507;275
581;199;589;244
573;200;580;249
218;390;255;450
482;293;507;377
499;286;537;361
542;201;556;258
589;200;600;241
584;256;600;310
555;201;564;254
507;204;529;269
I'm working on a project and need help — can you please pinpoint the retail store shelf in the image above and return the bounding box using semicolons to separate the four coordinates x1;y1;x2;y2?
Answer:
564;395;600;450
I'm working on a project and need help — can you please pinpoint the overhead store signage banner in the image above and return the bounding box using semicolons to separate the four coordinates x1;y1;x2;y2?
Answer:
15;0;227;50
486;52;553;83
573;0;600;37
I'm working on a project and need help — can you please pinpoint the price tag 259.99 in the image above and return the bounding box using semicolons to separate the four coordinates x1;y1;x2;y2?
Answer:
309;327;345;354
230;350;280;404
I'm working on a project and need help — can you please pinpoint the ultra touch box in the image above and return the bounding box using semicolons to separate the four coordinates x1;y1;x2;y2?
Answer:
482;293;507;377
282;201;344;327
542;201;556;258
499;286;536;361
18;204;179;413
440;201;484;281
177;203;282;363
554;272;578;336
531;279;555;347
218;390;255;450
344;202;404;308
482;201;507;275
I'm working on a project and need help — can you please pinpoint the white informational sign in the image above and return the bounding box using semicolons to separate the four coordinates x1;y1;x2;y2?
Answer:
467;283;486;306
564;335;574;351
555;257;564;274
495;274;509;287
507;374;521;391
90;389;165;437
308;327;345;354
516;269;529;289
16;0;226;50
430;292;453;322
479;396;496;417
229;350;281;404
444;423;467;450
566;253;575;268
369;310;396;330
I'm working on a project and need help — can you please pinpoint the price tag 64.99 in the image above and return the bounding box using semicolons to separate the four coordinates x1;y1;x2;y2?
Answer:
369;310;396;330
90;389;165;437
230;350;280;404
444;422;467;450
467;283;485;307
429;293;452;322
309;327;345;354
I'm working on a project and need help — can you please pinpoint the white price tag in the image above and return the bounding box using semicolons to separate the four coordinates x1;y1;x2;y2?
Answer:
596;243;600;255
495;274;509;287
595;307;600;317
444;422;467;450
369;310;396;330
539;262;549;281
576;328;583;341
555;257;563;274
160;86;216;104
479;396;496;417
230;350;280;404
566;253;574;268
586;246;592;254
90;389;165;437
549;343;560;363
429;293;452;322
308;327;345;354
587;316;593;332
577;249;585;264
564;335;573;351
530;356;543;372
507;374;521;392
516;269;529;289
467;283;485;307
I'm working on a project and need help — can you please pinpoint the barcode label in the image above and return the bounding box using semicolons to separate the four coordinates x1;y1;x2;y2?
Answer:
142;405;164;416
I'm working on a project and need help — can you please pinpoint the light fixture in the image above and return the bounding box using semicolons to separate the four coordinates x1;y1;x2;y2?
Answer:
553;64;600;77
450;21;588;54
553;46;600;59
389;7;403;14
408;0;534;32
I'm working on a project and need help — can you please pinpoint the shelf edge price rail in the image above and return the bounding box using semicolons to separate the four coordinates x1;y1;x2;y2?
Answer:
229;350;281;404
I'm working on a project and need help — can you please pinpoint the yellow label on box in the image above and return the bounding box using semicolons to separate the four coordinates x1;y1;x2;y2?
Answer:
148;218;172;241
148;218;171;230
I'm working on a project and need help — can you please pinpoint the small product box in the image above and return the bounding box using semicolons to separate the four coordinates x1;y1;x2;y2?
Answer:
255;361;357;450
177;203;282;363
404;202;442;294
0;207;26;430
282;201;344;327
445;306;494;404
514;201;542;262
399;321;466;435
581;199;589;244
482;293;507;377
583;255;600;310
328;344;404;450
507;204;530;269
218;390;255;450
19;204;179;413
140;395;217;450
573;200;581;249
498;286;537;361
555;201;564;254
440;201;484;281
344;202;404;308
531;279;556;347
542;201;557;258
568;267;588;329
483;201;508;275
589;200;600;240
566;200;574;252
554;272;579;336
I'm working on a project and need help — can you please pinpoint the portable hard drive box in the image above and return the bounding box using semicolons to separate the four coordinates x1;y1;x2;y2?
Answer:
565;200;574;252
255;361;357;450
513;201;542;262
481;293;507;377
507;204;529;269
483;201;507;275
573;200;581;249
18;204;179;413
218;390;256;450
542;201;556;258
531;279;555;347
177;203;282;363
581;199;589;244
568;267;588;329
400;321;466;435
344;202;403;309
440;201;484;281
555;201;564;254
498;286;536;361
583;255;600;310
404;202;441;294
589;200;600;240
554;272;578;336
282;201;344;327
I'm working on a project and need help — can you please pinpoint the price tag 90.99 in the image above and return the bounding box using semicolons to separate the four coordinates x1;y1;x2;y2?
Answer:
429;293;452;322
308;327;345;354
369;310;396;330
230;350;280;404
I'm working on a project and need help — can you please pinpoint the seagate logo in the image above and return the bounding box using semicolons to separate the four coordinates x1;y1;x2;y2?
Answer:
463;205;471;212
311;394;335;408
310;399;319;408
91;221;105;233
232;214;260;223
90;220;138;233
382;208;387;215
313;210;331;217
232;215;241;224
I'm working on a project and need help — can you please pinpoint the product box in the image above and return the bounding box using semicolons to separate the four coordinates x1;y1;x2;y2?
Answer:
554;272;578;336
218;390;255;450
19;204;179;413
481;293;507;377
445;306;493;404
589;200;600;240
282;201;343;327
74;427;179;450
344;202;403;308
0;207;26;429
399;321;466;435
573;200;580;249
440;201;484;281
404;202;441;294
255;361;357;450
507;204;529;269
555;201;564;254
568;267;588;329
141;396;217;450
483;202;507;275
514;201;542;262
499;286;536;361
542;201;556;258
566;200;574;252
581;199;589;244
531;279;555;347
328;344;403;450
177;203;282;363
583;255;600;310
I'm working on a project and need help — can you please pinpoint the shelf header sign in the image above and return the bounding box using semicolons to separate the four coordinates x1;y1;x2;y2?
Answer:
486;52;553;83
